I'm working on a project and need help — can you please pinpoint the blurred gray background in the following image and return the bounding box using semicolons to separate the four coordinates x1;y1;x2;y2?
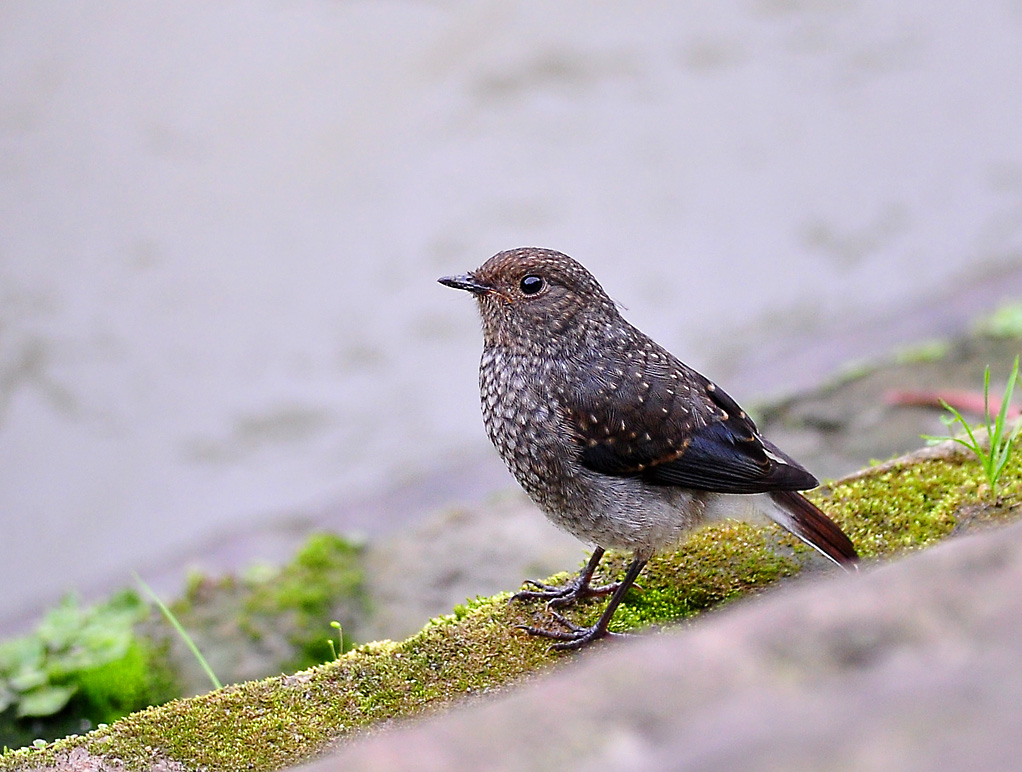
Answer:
2;1;1022;633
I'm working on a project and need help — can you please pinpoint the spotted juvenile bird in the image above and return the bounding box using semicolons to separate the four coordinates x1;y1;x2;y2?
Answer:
439;247;858;650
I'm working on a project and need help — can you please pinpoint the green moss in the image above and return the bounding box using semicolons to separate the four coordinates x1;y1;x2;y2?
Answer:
975;301;1022;339
820;441;1022;558
72;639;174;726
4;437;1021;771
892;339;951;364
167;532;368;682
241;532;367;669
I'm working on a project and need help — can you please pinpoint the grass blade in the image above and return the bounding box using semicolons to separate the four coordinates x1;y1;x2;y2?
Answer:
134;572;222;691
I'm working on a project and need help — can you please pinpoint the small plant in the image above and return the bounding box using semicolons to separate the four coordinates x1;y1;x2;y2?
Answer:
326;622;344;661
0;590;174;748
925;355;1021;497
0;591;146;721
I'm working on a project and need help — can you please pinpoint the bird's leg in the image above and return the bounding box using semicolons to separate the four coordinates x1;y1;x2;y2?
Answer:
517;556;648;651
511;547;623;609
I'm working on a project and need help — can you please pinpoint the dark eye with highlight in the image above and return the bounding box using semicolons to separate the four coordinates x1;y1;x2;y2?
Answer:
520;275;545;295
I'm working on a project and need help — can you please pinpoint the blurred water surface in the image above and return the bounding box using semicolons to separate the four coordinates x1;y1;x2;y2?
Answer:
2;1;1022;629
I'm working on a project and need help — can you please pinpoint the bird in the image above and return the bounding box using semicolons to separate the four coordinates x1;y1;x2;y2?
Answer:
439;247;858;650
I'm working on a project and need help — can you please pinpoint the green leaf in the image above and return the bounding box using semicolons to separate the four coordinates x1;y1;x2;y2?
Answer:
0;636;44;675
8;668;48;693
36;595;86;651
0;682;15;713
15;684;77;718
54;625;132;674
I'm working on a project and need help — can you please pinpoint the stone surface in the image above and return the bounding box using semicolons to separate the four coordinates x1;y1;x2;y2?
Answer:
361;489;581;642
307;519;1022;772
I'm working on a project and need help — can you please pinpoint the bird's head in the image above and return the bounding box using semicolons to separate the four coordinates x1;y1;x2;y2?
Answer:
439;247;620;349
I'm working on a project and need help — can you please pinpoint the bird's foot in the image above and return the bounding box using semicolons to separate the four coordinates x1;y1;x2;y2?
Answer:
511;576;625;610
516;610;626;651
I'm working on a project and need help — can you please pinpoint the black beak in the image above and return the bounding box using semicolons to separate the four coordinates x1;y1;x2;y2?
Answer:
438;274;491;295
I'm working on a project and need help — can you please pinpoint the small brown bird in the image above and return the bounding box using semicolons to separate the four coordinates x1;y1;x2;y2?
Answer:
440;247;857;650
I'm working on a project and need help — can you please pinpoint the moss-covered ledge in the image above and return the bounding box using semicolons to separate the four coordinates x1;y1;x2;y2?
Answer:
3;436;1020;772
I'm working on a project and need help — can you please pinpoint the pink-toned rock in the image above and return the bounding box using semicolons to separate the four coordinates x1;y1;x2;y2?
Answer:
306;520;1022;772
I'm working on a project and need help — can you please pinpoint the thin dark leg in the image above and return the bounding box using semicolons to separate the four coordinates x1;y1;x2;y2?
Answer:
518;555;648;651
511;547;621;609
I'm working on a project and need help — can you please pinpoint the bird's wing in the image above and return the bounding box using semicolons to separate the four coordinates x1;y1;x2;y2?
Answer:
563;356;817;494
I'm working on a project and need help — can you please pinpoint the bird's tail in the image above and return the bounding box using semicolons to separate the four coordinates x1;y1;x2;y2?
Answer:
767;490;859;569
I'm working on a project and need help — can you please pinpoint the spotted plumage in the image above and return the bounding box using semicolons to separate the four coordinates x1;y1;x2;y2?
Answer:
440;247;858;650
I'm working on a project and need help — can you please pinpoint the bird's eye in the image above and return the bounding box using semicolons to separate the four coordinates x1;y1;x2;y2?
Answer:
520;275;545;295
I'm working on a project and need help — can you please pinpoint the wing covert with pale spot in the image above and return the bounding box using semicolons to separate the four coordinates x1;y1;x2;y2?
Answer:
563;346;818;494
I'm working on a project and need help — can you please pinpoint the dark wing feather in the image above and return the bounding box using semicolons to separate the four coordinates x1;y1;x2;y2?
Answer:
566;350;817;494
640;419;816;492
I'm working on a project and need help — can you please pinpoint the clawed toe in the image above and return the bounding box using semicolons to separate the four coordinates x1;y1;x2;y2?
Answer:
511;577;624;609
515;611;626;651
510;547;612;610
544;609;584;632
523;579;558;592
509;580;565;604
